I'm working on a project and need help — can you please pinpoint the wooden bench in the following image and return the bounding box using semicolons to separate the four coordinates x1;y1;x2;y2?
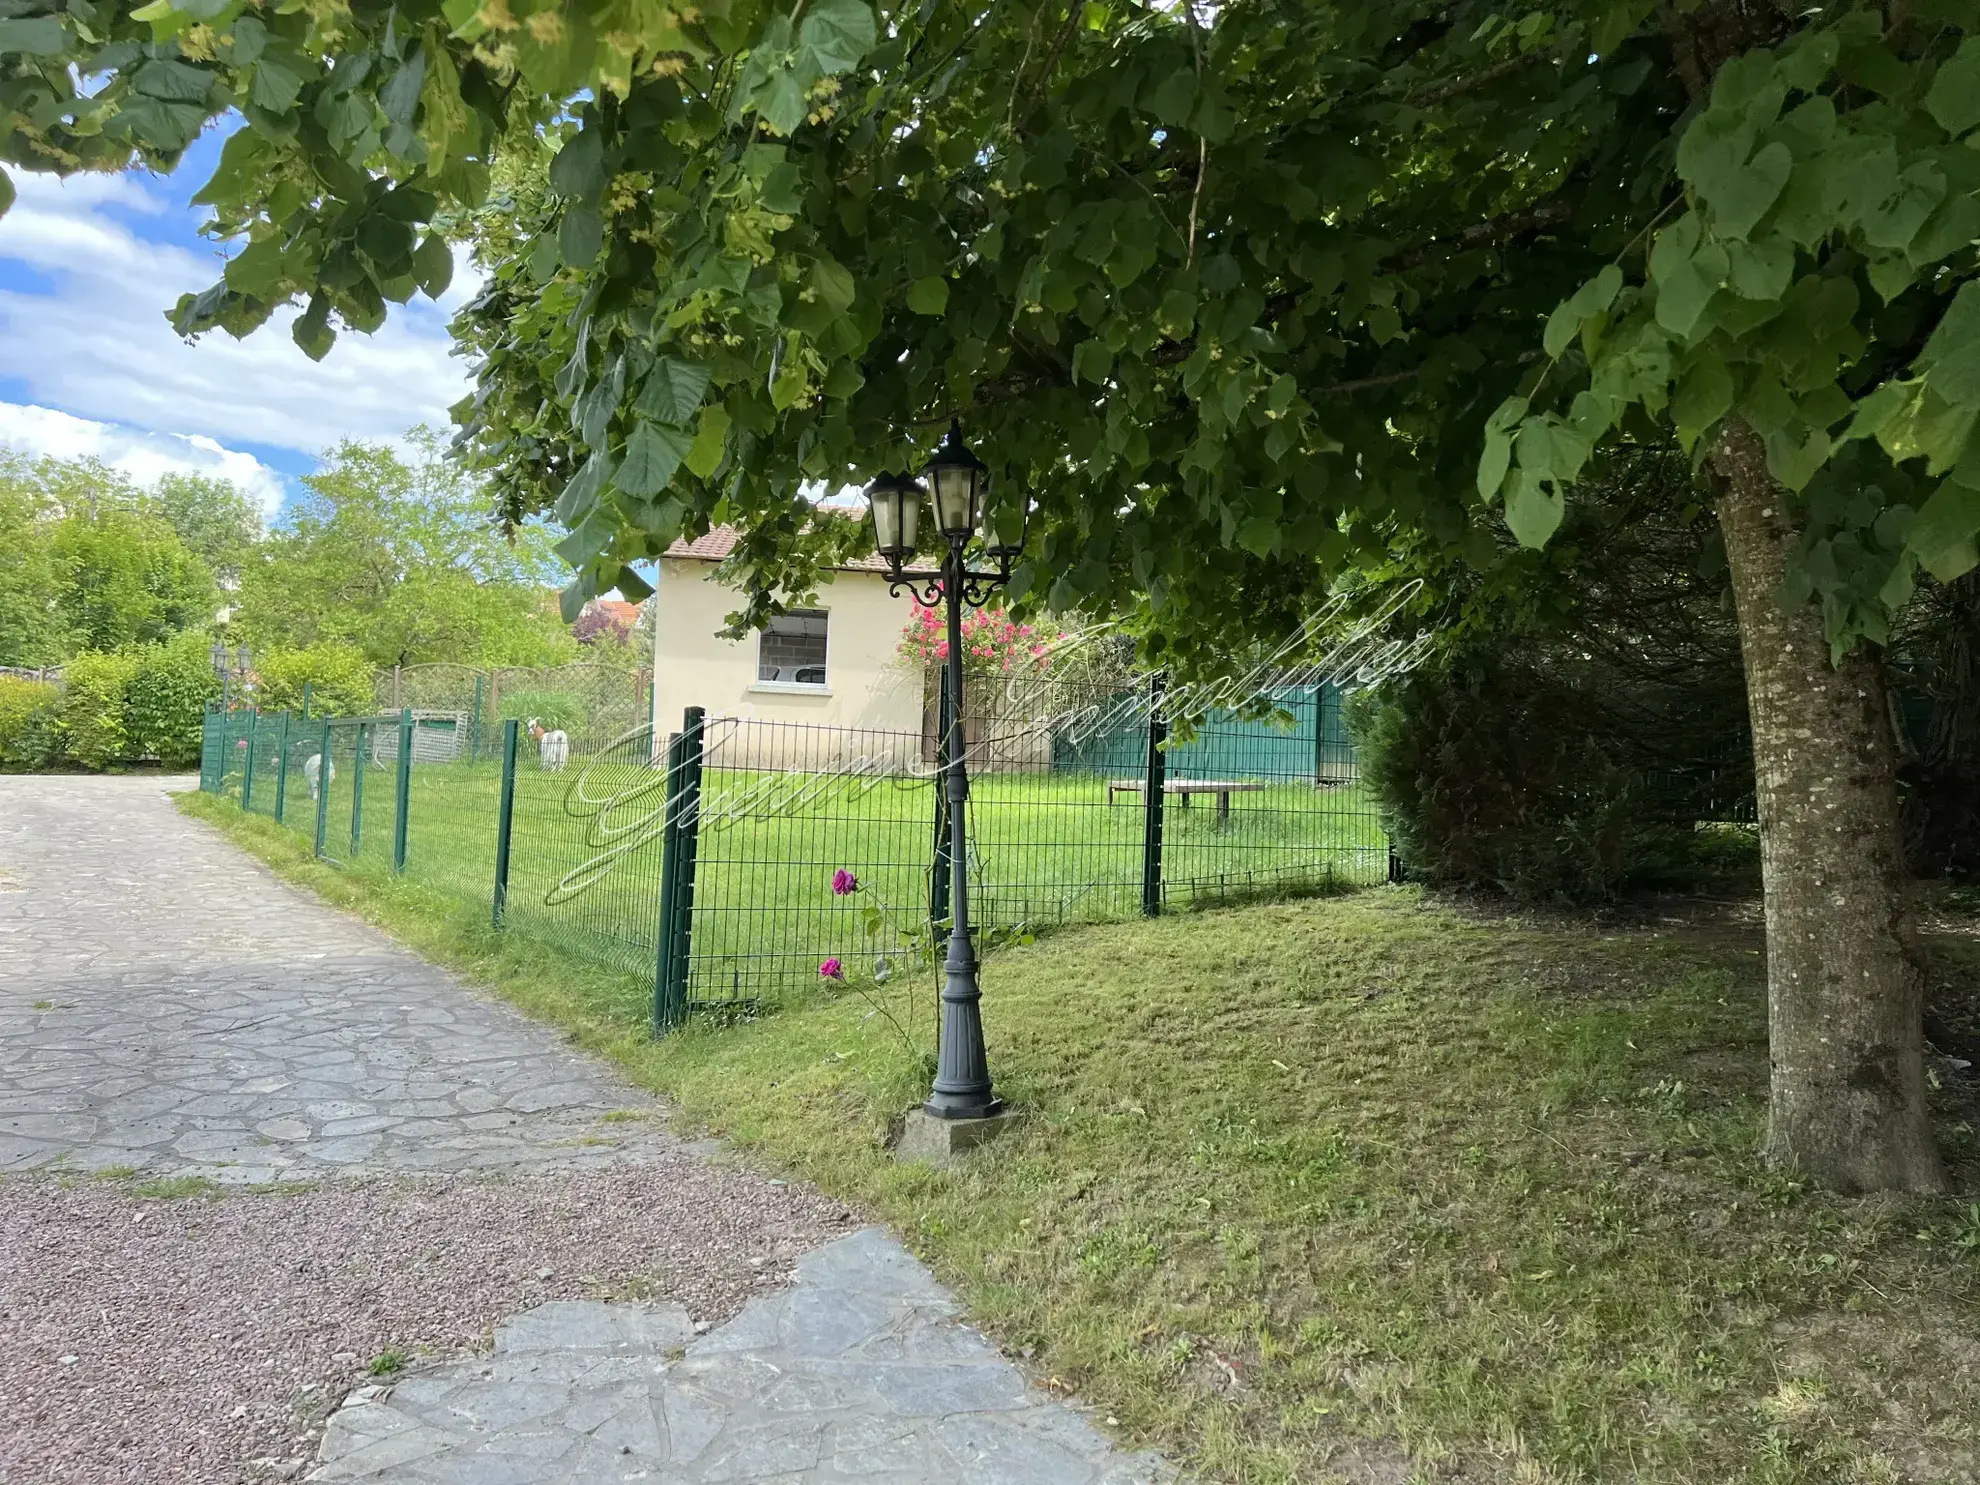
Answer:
1107;778;1266;823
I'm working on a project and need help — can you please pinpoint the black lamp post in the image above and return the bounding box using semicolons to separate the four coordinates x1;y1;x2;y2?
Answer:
867;421;1026;1121
211;641;251;711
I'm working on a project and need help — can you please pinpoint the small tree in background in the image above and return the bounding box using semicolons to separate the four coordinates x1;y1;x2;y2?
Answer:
252;643;377;719
123;633;221;767
0;678;63;771
58;652;140;770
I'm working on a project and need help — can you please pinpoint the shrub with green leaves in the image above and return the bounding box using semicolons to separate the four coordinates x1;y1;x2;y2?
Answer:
59;652;140;770
253;643;376;719
0;677;64;771
499;689;582;734
124;632;221;767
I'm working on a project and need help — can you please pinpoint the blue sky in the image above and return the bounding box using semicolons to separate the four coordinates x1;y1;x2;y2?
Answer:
0;127;478;519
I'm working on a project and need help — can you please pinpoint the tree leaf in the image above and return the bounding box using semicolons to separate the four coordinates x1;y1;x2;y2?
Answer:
685;404;731;479
549;124;606;201
1906;477;1980;583
617;420;694;497
556;450;614;525
292;295;335;361
559;203;603;266
1477;425;1512;499
1925;38;1980;139
412;233;453;299
1725;237;1794;301
0;15;65;54
379;50;426;128
1073;338;1112;384
1705;141;1792;241
635;358;712;425
1672;357;1734;453
797;0;876;74
1653;244;1727;339
907;276;949;315
1504;467;1564;548
1916;280;1980;407
251;58;305;112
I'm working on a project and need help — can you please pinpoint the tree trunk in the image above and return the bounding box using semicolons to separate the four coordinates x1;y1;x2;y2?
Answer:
1710;419;1945;1193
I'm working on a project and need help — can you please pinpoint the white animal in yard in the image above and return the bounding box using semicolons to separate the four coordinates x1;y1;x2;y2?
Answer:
527;718;570;772
303;752;335;800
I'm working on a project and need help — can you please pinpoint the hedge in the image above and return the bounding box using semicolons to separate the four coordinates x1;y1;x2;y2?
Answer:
0;677;63;771
253;643;376;718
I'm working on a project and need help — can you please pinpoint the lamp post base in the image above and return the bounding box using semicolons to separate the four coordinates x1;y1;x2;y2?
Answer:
897;1106;1020;1167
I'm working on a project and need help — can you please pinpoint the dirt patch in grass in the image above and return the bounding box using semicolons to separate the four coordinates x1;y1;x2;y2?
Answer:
181;792;1980;1484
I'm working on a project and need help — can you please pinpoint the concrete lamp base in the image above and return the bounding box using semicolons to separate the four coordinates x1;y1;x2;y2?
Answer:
896;1107;1021;1167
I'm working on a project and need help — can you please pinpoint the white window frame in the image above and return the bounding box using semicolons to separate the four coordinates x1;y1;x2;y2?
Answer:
752;607;830;692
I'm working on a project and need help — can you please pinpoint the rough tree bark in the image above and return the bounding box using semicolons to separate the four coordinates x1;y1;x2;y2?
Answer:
1710;419;1945;1193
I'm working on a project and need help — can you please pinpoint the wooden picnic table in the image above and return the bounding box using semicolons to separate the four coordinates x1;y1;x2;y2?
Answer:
1107;777;1266;822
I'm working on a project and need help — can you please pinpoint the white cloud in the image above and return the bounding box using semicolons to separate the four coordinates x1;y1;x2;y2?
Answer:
0;402;289;516
0;170;476;464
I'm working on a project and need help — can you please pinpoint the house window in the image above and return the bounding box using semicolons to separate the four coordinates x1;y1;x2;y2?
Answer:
758;609;828;687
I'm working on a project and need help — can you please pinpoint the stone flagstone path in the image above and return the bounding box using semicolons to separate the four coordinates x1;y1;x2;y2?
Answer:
314;1228;1170;1485
0;775;677;1181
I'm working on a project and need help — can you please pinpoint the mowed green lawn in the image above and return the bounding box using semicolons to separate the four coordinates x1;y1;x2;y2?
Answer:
215;746;1388;1001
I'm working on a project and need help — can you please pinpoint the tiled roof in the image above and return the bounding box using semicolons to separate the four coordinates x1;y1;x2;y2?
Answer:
663;524;895;573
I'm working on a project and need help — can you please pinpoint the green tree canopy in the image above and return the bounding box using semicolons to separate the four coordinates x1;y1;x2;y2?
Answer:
0;452;63;667
151;471;263;587
49;500;217;654
231;432;578;667
0;449;251;661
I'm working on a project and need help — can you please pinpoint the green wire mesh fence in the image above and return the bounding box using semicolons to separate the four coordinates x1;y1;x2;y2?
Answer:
198;675;1391;1034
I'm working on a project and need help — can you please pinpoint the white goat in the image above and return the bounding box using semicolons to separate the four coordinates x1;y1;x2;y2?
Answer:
527;717;570;772
302;752;335;800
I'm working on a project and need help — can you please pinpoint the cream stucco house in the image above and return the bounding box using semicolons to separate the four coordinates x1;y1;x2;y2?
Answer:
647;526;926;751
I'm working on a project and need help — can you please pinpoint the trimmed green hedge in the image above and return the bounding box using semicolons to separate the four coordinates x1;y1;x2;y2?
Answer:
0;677;63;771
253;642;375;718
1;633;222;770
60;651;141;768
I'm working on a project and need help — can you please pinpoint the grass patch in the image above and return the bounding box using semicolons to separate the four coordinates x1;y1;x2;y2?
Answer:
368;1349;410;1377
179;790;1980;1483
208;748;1387;1004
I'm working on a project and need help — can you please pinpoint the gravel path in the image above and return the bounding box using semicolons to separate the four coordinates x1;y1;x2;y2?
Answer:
0;1166;853;1484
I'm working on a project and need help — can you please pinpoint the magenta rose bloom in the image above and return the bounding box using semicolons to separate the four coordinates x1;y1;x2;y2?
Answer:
831;869;859;896
819;958;845;981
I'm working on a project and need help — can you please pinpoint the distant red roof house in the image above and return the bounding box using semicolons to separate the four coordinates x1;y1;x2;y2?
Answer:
663;524;894;572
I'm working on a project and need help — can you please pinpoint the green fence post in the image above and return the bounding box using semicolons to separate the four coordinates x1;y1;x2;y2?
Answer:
351;721;368;856
928;664;954;926
492;719;519;926
200;707;218;792
241;708;260;811
1141;673;1168;917
652;727;686;1032
393;707;413;872
653;707;705;1033
273;710;293;824
313;720;332;857
471;674;485;762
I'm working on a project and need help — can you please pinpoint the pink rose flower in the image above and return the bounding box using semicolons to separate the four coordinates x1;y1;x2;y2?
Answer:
820;958;845;981
831;868;859;895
